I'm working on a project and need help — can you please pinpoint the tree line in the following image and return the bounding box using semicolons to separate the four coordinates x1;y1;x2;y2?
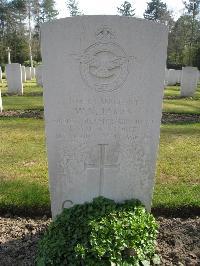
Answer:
0;0;199;69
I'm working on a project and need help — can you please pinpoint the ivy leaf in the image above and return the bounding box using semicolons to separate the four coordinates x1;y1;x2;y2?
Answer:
141;260;151;266
152;254;161;265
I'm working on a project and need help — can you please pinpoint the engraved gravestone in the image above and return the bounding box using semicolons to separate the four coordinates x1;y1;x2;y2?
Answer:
181;67;199;97
6;63;23;95
41;16;168;217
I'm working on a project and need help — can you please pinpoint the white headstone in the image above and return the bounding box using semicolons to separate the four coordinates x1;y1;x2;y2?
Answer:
6;63;23;95
167;69;178;85
181;67;198;97
35;65;43;87
0;67;2;83
41;16;168;217
176;70;182;83
0;90;3;112
26;67;32;80
21;66;26;82
31;67;36;79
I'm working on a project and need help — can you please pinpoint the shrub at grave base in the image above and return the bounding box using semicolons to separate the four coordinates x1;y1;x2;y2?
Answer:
36;197;159;266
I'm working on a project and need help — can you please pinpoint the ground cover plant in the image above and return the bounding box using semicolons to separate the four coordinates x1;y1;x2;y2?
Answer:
37;197;160;266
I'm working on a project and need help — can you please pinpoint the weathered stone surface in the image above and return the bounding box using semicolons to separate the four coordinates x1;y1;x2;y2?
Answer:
35;65;43;87
181;67;199;97
21;66;26;82
6;63;23;95
25;67;32;80
41;16;168;217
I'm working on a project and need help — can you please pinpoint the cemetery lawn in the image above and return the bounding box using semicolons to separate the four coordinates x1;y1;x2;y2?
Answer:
163;85;200;114
0;118;199;214
0;80;43;111
0;118;49;211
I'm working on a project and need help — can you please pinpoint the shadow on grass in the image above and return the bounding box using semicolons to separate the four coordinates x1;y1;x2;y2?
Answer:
161;123;200;136
161;113;200;124
0;179;51;217
23;91;43;97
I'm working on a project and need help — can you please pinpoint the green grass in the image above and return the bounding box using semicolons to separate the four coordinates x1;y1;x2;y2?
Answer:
154;123;200;208
0;118;49;209
0;118;199;210
0;80;200;212
1;80;200;114
0;80;43;111
163;85;200;114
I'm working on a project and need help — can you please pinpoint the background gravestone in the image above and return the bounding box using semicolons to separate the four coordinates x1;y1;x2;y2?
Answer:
21;66;26;82
31;67;35;79
181;66;199;97
6;63;23;95
176;70;182;83
41;16;168;217
35;65;43;87
25;67;32;80
167;69;178;85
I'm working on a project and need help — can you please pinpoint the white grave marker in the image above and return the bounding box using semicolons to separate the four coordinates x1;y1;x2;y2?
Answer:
6;63;23;95
26;67;32;80
41;16;168;217
31;67;36;79
21;66;26;82
181;66;198;97
167;69;178;85
35;65;43;86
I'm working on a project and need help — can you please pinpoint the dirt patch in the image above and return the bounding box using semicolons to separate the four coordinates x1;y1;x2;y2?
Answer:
0;216;199;266
156;217;200;266
0;110;43;119
162;112;200;124
1;111;200;124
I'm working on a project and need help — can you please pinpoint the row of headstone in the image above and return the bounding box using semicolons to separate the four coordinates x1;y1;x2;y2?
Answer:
165;67;199;97
41;16;168;217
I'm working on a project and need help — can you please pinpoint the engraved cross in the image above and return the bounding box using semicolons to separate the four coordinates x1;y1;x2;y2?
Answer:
84;144;120;195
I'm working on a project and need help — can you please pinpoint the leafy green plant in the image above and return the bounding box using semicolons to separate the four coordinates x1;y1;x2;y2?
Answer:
37;197;159;266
